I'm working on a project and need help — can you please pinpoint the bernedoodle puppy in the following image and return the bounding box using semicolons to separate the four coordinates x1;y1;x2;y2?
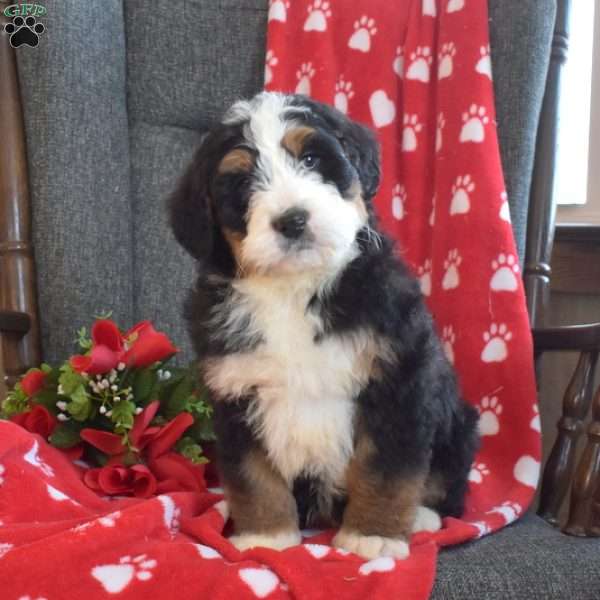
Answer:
169;91;479;560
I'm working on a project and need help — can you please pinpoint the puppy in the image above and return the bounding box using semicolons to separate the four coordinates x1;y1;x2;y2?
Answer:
169;92;479;560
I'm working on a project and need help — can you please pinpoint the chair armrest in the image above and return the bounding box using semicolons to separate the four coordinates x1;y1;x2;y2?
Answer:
533;323;600;353
0;310;31;335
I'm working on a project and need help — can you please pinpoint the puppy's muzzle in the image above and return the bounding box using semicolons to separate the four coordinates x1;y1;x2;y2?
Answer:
272;207;309;240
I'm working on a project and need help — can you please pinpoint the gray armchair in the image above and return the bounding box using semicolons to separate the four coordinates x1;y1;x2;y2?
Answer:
1;1;599;598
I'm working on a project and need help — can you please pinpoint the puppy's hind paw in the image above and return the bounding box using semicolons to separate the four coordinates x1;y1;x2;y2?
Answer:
412;506;442;533
332;529;410;560
229;529;301;552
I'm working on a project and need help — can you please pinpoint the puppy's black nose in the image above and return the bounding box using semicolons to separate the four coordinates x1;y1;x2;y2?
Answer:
272;208;309;240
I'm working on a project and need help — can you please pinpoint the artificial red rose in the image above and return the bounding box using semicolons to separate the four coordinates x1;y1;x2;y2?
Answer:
70;319;125;375
83;464;157;498
149;452;206;493
20;369;46;397
80;428;128;456
11;405;57;439
145;412;194;460
123;322;178;368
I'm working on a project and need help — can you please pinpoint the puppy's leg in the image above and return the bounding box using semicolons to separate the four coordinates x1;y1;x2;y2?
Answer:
226;448;301;551
333;436;426;560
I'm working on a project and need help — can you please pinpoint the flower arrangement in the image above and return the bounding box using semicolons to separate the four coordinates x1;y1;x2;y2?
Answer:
1;317;215;498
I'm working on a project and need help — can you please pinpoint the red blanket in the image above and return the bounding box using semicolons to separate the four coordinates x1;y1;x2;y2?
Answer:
0;1;540;599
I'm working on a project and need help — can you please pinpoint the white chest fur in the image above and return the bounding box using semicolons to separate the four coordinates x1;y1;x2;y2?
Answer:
204;275;380;485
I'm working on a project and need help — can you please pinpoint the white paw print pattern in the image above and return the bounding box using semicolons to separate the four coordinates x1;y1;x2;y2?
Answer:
17;596;47;600
442;249;462;290
195;544;223;560
295;62;315;95
476;45;492;79
481;323;512;363
239;567;281;598
436;113;445;153
24;440;54;478
490;253;520;292
429;195;436;226
488;501;522;525
460;104;490;143
91;554;158;594
406;46;432;83
514;455;540;489
393;46;404;78
499;191;511;222
303;0;331;32
530;404;541;433
468;521;492;538
348;16;377;53
334;77;354;114
391;183;407;220
370;90;396;128
442;325;456;364
450;174;475;215
422;0;437;17
0;464;5;485
402;114;423;151
469;462;490;484
438;42;456;80
264;49;278;85
477;396;502;436
417;259;432;297
447;0;465;13
268;0;289;23
0;542;13;558
304;543;330;559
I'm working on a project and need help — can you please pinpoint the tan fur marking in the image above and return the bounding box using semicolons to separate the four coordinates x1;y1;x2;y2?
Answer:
218;148;254;175
226;449;299;535
346;179;369;224
342;434;425;539
281;126;316;157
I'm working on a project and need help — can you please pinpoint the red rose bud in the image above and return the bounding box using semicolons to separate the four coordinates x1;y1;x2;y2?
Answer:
83;464;157;498
20;369;46;397
149;452;206;494
130;464;157;498
92;319;124;353
123;323;178;368
70;344;122;375
11;405;57;439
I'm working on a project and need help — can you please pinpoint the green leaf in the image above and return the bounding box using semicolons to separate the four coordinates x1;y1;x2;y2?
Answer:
67;385;92;421
34;388;59;411
132;369;157;405
59;364;86;396
164;377;195;419
49;424;81;448
176;437;208;464
40;363;53;374
111;399;136;432
1;387;28;418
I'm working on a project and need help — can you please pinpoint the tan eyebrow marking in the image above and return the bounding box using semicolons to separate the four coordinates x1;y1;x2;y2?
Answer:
281;126;316;157
218;148;254;175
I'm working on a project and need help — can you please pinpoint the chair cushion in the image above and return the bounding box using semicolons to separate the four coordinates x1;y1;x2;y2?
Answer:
432;514;600;599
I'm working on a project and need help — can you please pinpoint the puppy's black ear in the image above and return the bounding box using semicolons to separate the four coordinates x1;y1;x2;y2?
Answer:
168;145;215;261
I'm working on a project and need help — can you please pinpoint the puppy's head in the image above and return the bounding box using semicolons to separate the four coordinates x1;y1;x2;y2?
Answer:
169;92;380;277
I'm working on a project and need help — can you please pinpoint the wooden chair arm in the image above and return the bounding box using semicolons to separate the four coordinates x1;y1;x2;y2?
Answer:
533;323;600;353
0;309;31;335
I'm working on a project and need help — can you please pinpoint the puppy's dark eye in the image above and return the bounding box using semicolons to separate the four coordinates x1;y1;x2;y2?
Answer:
301;153;320;169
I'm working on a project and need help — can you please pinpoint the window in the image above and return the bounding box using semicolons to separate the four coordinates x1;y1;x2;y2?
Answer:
556;0;600;225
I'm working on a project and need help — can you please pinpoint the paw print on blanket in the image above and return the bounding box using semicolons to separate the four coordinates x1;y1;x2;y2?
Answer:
442;325;456;364
469;462;490;484
429;195;436;226
17;596;47;600
295;62;315;95
304;0;331;32
402;114;423;151
476;45;493;79
0;463;5;485
417;259;432;297
91;554;157;594
447;0;465;13
442;249;462;290
406;46;432;83
438;42;456;80
264;49;278;85
514;455;540;489
422;0;437;17
481;323;512;363
488;501;522;525
370;90;396;128
393;46;404;78
469;521;492;538
268;0;290;23
334;77;354;114
391;183;407;221
239;567;281;597
499;190;511;222
0;542;13;558
460;104;490;143
477;396;503;436
4;15;45;48
530;404;541;433
24;440;54;477
348;16;377;53
450;174;475;215
490;253;520;292
436;113;446;152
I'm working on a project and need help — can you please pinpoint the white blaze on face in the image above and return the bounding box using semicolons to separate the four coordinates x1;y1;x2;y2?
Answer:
226;93;365;276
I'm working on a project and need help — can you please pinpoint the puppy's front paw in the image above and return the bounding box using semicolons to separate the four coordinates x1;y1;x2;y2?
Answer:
332;529;410;560
229;529;302;552
412;506;442;533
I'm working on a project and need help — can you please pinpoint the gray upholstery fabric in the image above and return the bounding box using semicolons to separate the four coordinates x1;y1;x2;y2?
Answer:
433;514;600;599
488;1;556;262
124;0;268;361
17;0;133;364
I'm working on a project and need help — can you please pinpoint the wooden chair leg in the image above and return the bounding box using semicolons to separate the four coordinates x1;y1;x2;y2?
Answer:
538;351;598;525
563;383;600;536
